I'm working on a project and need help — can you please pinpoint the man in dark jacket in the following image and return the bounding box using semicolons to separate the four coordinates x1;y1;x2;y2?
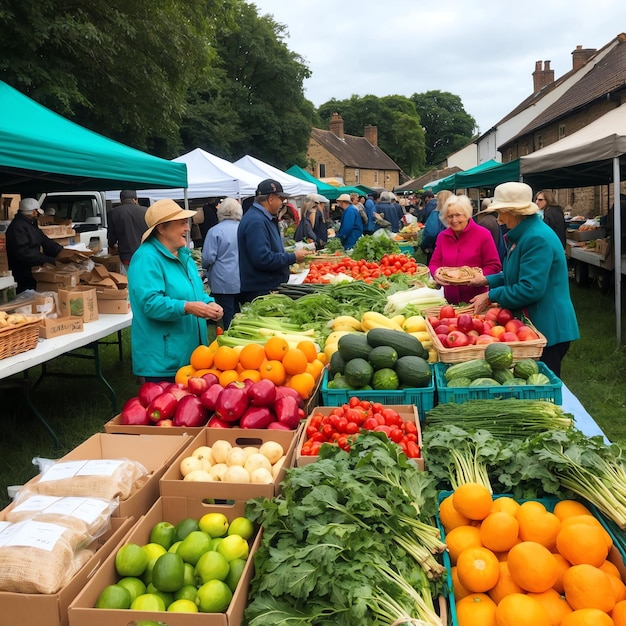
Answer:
6;198;69;292
418;190;437;223
107;190;148;266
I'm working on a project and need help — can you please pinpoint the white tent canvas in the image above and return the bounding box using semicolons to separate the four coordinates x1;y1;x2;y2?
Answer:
106;148;264;201
234;154;317;196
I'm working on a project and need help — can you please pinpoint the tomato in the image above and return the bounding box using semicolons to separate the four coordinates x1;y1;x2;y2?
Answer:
336;417;349;433
345;422;360;435
305;425;318;438
389;428;403;443
348;397;360;408
310;414;323;429
321;424;335;439
440;305;456;319
359;400;372;411
381;408;401;426
308;431;325;443
406;441;421;459
485;307;502;322
371;402;384;413
373;424;392;435
337;436;349;450
403;421;417;434
404;433;418;443
362;417;379;430
446;330;469;347
496;308;514;325
310;442;322;455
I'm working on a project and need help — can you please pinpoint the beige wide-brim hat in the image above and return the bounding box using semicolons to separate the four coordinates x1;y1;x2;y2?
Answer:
141;199;197;243
480;182;539;216
336;193;351;202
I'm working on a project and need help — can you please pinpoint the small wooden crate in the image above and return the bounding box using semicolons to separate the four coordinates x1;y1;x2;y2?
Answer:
0;319;41;359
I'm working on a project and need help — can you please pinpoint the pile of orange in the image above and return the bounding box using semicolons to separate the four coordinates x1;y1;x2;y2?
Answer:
175;337;326;400
441;483;626;626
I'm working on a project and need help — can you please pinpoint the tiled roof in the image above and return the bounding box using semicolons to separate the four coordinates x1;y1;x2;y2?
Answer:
310;128;401;171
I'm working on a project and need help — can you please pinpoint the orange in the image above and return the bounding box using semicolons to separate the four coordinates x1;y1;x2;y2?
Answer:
528;589;573;626
259;360;286;386
556;522;610;567
608;571;626;603
599;559;622;579
451;566;471;601
264;337;289;361
238;369;261;383
218;369;239;387
213;346;239;371
613;599;626;626
296;340;318;363
552;553;571;594
175;364;196;386
563;563;615;612
455;593;497;626
287;372;316;399
452;483;493;521
316;352;328;365
439;494;471;532
495;593;551;626
190;345;215;370
479;511;519;553
488;562;524;604
515;500;547;517
553;500;593;521
456;546;499;593
562;609;614;626
491;497;521;517
517;508;560;550
239;343;266;370
305;359;325;380
446;525;482;565
282;348;308;375
559;515;613;550
507;541;559;592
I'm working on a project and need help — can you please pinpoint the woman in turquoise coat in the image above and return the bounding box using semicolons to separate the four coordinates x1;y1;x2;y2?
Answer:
470;182;579;376
128;199;224;382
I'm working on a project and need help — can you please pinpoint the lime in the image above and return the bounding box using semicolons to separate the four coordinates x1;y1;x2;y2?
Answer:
174;584;198;602
198;512;229;538
146;583;174;608
150;521;176;550
194;549;229;584
177;530;211;565
117;577;147;603
196;579;233;613
168;540;182;554
227;516;255;541
141;542;168;585
216;534;249;562
152;552;185;592
95;584;131;609
115;543;149;577
174;517;200;542
182;562;196;586
167;599;199;613
130;593;166;611
225;558;247;592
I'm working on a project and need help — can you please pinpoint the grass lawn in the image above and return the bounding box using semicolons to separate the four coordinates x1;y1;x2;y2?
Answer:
0;282;625;509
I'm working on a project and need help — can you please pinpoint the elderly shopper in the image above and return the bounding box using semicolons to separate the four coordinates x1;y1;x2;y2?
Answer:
429;194;502;304
128;199;223;382
469;182;579;376
420;190;453;263
376;191;403;232
335;193;363;249
202;198;243;329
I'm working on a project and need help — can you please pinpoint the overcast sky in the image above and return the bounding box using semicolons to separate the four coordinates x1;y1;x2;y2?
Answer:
250;0;623;134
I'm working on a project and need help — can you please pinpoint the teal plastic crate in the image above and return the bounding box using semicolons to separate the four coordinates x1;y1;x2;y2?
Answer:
434;361;562;404
591;505;626;564
398;243;415;255
321;369;435;420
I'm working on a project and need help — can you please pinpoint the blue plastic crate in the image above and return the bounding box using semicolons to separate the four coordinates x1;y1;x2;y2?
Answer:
434;361;562;405
321;369;435;421
591;505;626;564
398;243;415;255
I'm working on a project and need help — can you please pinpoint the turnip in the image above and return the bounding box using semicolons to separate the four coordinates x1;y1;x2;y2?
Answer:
242;446;259;461
259;441;284;465
250;468;273;484
211;440;232;464
209;463;228;482
223;465;250;483
244;453;272;475
271;455;286;478
183;469;213;482
227;447;246;467
180;456;203;477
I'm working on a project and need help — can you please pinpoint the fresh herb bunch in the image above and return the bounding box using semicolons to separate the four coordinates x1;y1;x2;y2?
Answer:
321;237;345;253
351;234;401;262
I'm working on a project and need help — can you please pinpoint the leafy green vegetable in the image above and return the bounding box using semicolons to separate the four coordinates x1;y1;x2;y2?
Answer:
351;234;401;262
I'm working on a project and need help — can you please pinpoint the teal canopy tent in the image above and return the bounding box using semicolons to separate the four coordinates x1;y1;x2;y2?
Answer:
455;159;520;189
286;165;338;198
0;81;187;194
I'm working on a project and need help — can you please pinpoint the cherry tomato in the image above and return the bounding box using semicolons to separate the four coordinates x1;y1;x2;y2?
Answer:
345;422;360;435
362;417;379;430
336;417;349;433
321;424;335;440
389;427;404;443
406;441;421;458
306;425;319;438
349;397;360;408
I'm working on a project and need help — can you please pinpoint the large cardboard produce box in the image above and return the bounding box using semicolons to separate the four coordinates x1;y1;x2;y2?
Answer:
0;515;133;626
68;497;260;626
22;433;193;519
104;412;205;437
160;427;298;501
39;316;84;339
33;266;82;291
296;404;424;470
58;286;99;322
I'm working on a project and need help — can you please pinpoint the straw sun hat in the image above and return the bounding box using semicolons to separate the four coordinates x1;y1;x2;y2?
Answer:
141;199;196;243
480;182;539;216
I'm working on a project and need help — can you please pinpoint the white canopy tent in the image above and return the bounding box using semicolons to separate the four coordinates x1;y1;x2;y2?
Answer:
105;148;264;202
520;103;626;345
234;155;317;197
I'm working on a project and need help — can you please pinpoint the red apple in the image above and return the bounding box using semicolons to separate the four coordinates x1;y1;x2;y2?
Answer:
485;307;502;322
446;330;469;347
436;333;448;345
504;319;524;333
437;324;450;335
482;320;496;332
207;415;232;428
456;313;473;333
496;308;515;325
476;334;498;344
439;305;455;319
168;386;192;401
471;318;485;334
428;316;441;329
201;373;220;388
187;376;209;397
500;331;520;342
518;328;540;341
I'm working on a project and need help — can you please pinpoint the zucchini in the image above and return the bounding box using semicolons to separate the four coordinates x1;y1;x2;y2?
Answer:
343;358;374;388
492;368;515;385
366;328;428;359
338;333;372;361
445;359;493;382
368;346;398;370
395;355;432;388
513;358;540;380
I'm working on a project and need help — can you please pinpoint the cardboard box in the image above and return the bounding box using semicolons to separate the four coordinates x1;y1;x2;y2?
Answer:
92;255;121;273
0;234;8;273
0;516;133;626
58;287;99;323
40;316;84;339
33;266;81;289
68;497;259;626
24;433;194;519
160;428;298;501
296;405;424;470
569;227;606;241
95;298;130;314
104;413;205;437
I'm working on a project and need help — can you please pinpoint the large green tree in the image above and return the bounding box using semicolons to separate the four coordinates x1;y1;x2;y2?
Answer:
410;90;477;167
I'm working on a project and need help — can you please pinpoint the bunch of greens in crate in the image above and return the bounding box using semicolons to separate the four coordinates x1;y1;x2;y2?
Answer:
351;234;400;262
244;432;446;626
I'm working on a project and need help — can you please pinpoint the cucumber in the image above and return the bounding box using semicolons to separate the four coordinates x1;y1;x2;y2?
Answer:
469;377;501;387
484;343;514;370
366;328;428;359
338;333;372;361
368;346;398;370
513;358;540;379
492;368;515;384
445;359;492;382
343;358;374;388
446;377;472;387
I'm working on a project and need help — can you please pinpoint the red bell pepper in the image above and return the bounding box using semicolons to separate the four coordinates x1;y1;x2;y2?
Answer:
173;395;209;427
274;395;300;429
137;382;164;408
207;415;232;428
147;392;178;422
215;384;249;422
267;421;292;430
120;397;150;425
274;385;304;408
239;406;273;429
247;379;277;407
199;384;223;411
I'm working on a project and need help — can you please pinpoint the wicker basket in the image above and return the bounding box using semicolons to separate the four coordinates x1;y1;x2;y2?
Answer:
425;319;547;363
308;254;349;265
422;303;474;319
0;319;41;359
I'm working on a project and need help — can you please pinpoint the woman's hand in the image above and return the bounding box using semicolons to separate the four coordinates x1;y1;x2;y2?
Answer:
470;292;491;315
185;301;223;320
467;274;489;288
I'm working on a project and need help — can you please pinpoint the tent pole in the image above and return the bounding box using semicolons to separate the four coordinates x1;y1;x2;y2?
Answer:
613;157;622;346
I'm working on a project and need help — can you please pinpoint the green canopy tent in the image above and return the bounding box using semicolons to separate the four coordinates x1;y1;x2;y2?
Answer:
427;159;499;192
0;81;187;194
285;165;372;201
455;159;520;189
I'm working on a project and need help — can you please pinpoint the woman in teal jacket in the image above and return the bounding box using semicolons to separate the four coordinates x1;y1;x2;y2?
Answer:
470;183;579;376
128;199;224;382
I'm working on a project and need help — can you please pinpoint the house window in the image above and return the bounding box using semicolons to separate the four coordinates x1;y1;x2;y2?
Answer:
522;143;529;156
319;163;326;178
355;169;360;183
559;125;566;140
374;171;379;184
537;135;544;149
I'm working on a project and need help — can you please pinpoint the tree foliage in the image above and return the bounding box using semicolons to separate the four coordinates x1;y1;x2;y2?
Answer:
410;90;477;168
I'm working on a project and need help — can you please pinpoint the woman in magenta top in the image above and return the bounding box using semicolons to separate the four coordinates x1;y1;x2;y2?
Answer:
429;194;502;304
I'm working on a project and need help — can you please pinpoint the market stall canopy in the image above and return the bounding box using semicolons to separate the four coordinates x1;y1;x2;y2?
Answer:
0;81;187;194
234;155;316;196
427;159;512;193
106;148;264;201
455;159;520;190
285;165;339;198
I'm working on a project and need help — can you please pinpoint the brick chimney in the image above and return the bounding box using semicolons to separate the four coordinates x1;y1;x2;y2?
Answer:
364;125;378;147
572;45;597;71
328;112;344;139
532;60;554;93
